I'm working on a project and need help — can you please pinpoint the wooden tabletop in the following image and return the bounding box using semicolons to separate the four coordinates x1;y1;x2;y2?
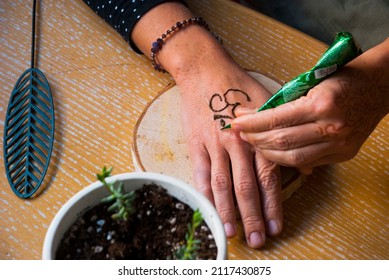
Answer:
1;0;388;260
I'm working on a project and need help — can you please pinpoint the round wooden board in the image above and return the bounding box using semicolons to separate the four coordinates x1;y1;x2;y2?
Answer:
132;72;305;201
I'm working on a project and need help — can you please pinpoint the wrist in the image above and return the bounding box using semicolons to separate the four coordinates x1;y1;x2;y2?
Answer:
157;24;228;81
348;38;389;114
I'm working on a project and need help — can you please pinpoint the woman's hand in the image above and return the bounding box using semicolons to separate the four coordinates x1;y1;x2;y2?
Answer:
131;1;288;248
231;39;389;171
175;46;283;248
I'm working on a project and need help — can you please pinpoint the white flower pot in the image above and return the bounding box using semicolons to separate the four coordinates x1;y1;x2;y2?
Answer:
42;172;227;259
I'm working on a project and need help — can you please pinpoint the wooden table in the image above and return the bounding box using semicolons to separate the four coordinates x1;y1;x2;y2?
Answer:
1;0;388;260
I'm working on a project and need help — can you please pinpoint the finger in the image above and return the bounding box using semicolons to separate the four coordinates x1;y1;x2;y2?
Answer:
208;147;237;238
234;107;257;117
187;143;214;203
254;153;283;236
297;151;357;170
240;122;339;151
259;141;338;167
231;95;316;133
228;143;266;248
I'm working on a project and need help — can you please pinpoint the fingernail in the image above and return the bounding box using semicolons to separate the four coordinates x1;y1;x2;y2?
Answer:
231;123;243;131
249;232;264;248
224;223;236;237
267;219;280;236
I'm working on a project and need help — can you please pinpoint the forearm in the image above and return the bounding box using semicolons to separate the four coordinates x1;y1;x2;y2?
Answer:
82;0;186;52
131;2;237;85
84;1;271;104
132;2;258;97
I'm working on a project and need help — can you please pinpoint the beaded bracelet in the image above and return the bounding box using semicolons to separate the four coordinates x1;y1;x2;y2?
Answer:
150;17;221;73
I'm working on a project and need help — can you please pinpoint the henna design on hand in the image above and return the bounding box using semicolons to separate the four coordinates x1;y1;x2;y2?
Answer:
317;124;339;138
335;67;388;145
209;89;251;127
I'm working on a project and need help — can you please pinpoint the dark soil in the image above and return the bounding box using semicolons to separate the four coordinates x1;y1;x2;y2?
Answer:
55;183;217;259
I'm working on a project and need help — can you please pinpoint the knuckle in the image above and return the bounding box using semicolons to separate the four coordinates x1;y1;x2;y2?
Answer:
287;151;307;166
273;133;293;150
241;213;263;228
234;179;255;197
194;180;210;194
185;128;202;144
216;204;234;221
258;171;280;192
269;110;282;129
336;119;348;130
248;119;257;133
331;120;348;135
312;99;327;116
312;93;337;117
212;171;230;192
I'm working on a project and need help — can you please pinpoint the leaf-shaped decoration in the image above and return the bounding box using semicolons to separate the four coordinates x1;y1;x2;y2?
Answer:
3;68;55;198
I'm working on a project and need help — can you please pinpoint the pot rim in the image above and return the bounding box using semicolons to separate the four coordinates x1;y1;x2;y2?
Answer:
42;172;227;260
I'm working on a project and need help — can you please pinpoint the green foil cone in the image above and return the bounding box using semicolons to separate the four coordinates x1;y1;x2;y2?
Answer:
222;31;362;130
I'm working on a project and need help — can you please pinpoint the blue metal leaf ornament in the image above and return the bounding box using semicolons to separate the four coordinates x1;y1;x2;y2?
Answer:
3;0;55;198
3;68;55;198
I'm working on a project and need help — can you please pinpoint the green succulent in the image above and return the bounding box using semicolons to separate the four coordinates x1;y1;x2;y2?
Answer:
97;166;135;221
175;209;203;260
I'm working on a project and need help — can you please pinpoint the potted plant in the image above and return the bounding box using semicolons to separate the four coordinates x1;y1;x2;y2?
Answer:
42;167;227;260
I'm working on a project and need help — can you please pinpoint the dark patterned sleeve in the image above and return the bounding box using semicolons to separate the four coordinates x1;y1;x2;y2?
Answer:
83;0;186;53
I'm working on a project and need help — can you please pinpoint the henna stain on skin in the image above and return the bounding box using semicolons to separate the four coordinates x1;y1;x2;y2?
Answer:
335;67;388;145
317;124;338;138
209;88;251;127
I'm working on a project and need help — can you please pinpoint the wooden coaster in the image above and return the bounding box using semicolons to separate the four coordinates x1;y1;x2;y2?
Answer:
132;72;305;201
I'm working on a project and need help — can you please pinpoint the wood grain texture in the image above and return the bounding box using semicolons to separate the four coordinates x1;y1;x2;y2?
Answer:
0;0;388;260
